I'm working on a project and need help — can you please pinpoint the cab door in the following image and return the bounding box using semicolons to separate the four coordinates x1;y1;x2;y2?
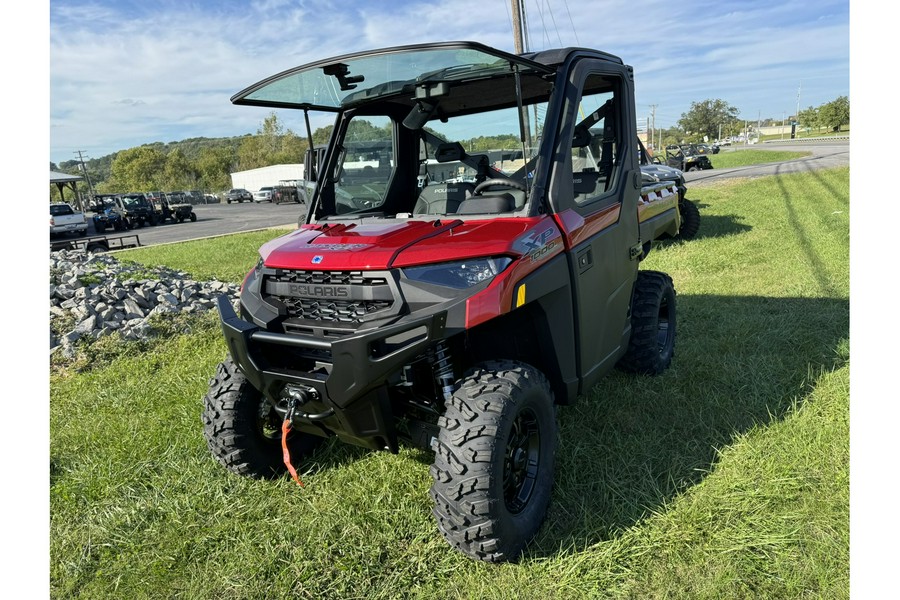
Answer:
548;61;642;392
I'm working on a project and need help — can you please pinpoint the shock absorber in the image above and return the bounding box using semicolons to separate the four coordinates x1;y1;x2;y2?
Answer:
432;340;456;402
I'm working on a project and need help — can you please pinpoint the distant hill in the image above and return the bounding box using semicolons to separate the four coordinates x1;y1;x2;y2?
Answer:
51;135;251;184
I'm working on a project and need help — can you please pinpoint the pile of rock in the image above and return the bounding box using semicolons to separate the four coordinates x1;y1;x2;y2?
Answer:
50;250;240;358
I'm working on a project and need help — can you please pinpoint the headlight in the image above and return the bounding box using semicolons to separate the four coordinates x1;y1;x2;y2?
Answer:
403;257;512;289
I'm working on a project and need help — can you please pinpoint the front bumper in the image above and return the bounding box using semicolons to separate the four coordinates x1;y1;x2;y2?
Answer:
217;295;448;450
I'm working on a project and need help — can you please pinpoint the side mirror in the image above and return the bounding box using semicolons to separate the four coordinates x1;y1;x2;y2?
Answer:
303;147;327;182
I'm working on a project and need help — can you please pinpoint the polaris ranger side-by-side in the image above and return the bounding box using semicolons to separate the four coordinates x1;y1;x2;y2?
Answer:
203;41;681;563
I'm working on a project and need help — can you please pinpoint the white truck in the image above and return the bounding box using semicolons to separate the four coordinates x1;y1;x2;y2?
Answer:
50;203;88;237
252;186;274;203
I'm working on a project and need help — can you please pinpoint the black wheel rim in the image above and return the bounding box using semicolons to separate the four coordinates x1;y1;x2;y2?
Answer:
503;407;541;514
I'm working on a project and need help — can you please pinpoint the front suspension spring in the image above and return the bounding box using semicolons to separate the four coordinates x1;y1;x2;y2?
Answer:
432;340;456;402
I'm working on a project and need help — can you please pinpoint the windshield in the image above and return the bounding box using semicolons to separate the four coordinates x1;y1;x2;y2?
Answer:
50;204;74;216
317;91;550;220
233;42;551;110
121;195;147;208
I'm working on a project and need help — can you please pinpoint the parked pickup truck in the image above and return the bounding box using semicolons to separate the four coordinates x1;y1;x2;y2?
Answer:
252;186;274;203
50;203;88;237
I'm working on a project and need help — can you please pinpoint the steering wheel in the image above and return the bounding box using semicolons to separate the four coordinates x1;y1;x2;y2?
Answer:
473;177;527;196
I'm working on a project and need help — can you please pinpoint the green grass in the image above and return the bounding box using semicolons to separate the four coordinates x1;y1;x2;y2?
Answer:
50;167;849;599
114;227;295;283
708;149;810;169
758;127;849;142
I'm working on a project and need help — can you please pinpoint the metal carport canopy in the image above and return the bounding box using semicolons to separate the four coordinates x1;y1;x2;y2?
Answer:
50;170;85;210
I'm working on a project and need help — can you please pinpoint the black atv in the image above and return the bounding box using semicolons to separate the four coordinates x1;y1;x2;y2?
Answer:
664;144;713;171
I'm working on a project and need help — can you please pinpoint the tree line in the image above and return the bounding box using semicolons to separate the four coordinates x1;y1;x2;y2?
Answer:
52;95;849;201
50;113;327;201
797;96;850;134
668;95;849;146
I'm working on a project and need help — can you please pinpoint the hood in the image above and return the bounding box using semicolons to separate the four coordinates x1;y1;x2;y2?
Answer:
640;164;683;182
260;217;550;270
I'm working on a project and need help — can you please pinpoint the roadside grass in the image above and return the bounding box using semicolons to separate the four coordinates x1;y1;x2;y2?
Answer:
758;127;849;142
708;149;810;169
114;227;295;283
50;167;849;598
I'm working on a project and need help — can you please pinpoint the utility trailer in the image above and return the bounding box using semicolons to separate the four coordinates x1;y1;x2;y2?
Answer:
50;233;141;254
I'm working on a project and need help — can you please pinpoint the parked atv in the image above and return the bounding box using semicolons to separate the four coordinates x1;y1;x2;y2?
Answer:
90;195;130;233
664;144;713;172
203;41;681;563
639;139;701;239
160;192;197;223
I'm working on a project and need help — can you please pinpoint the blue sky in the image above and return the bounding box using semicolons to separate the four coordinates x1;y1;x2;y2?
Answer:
46;0;850;165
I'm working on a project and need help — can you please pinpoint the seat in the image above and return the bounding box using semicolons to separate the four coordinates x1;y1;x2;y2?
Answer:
413;182;475;215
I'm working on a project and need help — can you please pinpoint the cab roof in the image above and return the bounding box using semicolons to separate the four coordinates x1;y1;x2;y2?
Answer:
231;41;620;113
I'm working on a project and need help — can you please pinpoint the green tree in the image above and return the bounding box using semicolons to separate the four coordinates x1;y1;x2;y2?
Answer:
162;149;199;190
797;105;819;130
678;99;740;142
818;96;850;132
312;125;334;146
108;146;167;191
237;112;307;170
196;146;236;191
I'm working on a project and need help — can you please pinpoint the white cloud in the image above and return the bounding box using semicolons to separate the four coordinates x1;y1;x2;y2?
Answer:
49;0;850;164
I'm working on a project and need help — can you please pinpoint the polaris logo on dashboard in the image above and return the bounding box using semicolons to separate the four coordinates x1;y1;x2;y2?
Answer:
288;284;351;298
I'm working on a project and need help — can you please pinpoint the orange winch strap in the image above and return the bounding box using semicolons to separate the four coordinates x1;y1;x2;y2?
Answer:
281;419;305;487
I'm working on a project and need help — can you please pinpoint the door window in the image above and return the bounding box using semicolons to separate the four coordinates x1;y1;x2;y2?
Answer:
570;75;620;206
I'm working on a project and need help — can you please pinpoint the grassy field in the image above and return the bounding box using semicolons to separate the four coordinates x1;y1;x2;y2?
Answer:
707;149;809;169
50;167;849;598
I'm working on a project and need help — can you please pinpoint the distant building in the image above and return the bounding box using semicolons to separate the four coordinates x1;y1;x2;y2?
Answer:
231;164;305;192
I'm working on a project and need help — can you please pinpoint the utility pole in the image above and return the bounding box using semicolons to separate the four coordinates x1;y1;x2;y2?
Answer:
509;0;533;152
649;104;657;149
74;150;96;212
510;0;525;54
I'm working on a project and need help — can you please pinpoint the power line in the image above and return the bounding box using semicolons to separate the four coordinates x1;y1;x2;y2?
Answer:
561;0;580;45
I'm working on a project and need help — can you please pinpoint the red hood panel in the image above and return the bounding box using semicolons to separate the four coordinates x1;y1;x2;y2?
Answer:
261;218;554;270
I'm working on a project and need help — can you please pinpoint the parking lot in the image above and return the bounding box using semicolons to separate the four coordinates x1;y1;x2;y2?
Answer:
83;200;308;247
66;140;848;250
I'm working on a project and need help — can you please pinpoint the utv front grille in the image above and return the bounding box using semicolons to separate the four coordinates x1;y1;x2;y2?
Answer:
263;270;396;327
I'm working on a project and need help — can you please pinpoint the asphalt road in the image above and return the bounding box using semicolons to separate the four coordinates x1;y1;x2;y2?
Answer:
82;139;848;249
684;139;849;187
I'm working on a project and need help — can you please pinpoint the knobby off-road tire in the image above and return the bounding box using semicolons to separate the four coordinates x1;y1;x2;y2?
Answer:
617;270;676;375
202;358;322;478
430;360;557;562
676;198;700;240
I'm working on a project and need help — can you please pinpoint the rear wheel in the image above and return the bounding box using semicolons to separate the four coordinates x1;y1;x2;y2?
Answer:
189;212;197;222
202;359;323;478
676;198;700;240
617;271;676;374
430;360;556;562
